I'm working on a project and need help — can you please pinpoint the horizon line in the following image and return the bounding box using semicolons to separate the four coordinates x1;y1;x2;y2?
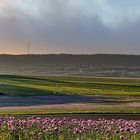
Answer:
0;53;139;56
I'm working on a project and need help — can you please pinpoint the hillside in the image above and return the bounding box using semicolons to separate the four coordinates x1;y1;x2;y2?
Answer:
0;54;140;77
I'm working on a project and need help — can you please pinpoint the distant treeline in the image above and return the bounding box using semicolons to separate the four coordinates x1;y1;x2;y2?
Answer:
0;54;140;66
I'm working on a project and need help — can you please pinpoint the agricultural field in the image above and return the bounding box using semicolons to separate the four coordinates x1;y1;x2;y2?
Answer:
0;75;140;140
0;75;140;96
0;116;139;140
0;75;140;115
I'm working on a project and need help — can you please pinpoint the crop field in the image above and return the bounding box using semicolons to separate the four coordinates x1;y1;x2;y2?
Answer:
0;75;139;115
0;75;140;96
0;116;139;140
0;75;140;139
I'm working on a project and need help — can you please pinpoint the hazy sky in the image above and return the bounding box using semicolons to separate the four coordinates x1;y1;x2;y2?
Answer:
0;0;140;54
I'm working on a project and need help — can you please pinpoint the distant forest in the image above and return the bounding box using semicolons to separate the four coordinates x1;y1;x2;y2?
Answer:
0;54;140;77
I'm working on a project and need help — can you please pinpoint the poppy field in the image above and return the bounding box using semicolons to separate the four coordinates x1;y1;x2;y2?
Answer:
0;116;139;140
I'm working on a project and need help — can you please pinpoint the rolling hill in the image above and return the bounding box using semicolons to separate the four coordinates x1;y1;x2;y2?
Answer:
0;54;140;77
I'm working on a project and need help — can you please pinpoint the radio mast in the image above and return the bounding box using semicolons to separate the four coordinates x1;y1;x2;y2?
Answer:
28;43;30;55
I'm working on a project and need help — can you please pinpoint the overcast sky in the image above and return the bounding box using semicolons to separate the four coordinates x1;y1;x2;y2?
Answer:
0;0;140;54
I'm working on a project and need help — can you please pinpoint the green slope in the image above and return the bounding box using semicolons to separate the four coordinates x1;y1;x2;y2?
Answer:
0;75;140;96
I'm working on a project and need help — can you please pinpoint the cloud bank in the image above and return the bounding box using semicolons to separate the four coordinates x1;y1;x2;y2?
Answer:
0;0;140;54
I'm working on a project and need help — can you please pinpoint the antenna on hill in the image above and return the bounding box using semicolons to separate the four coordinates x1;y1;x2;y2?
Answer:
28;43;30;55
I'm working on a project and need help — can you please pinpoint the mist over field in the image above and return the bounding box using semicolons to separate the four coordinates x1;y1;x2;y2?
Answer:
0;54;140;77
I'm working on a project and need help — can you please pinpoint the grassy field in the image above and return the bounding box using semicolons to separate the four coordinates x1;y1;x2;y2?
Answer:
0;75;140;96
0;75;140;115
0;102;140;115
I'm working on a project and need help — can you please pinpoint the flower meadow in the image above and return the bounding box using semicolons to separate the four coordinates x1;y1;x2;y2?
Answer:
0;116;139;140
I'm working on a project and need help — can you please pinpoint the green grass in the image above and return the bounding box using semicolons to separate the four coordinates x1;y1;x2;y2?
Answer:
0;75;140;96
0;75;140;115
